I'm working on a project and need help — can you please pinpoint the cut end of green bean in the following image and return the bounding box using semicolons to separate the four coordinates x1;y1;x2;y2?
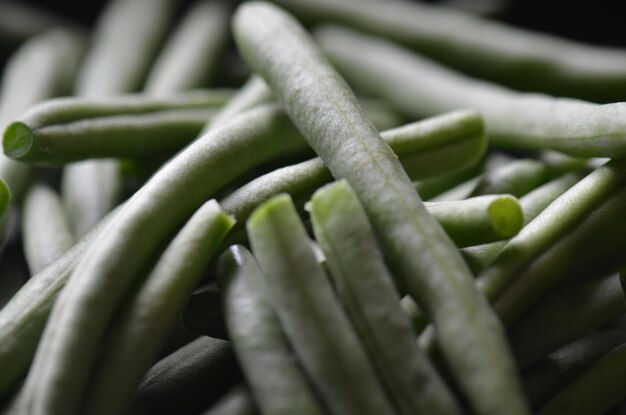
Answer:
487;195;524;238
3;122;32;159
0;178;10;219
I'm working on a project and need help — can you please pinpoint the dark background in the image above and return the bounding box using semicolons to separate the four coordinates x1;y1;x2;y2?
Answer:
15;0;626;48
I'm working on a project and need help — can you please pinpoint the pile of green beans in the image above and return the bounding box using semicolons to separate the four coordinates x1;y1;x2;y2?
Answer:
2;0;626;414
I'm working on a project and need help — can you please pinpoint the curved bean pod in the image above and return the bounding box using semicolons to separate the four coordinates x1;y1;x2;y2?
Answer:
218;245;325;415
83;200;234;415
17;104;307;415
318;26;626;159
234;4;528;414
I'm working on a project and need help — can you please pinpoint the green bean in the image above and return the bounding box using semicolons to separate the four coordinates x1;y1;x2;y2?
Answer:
234;4;528;414
6;108;218;164
310;180;463;415
21;184;74;274
414;158;484;200
9;90;233;127
462;172;581;273
63;0;180;237
470;159;551;198
61;160;123;238
17;104;307;415
358;98;404;130
132;336;242;415
247;194;397;415
274;0;626;102
221;110;485;229
537;343;626;415
145;1;230;95
399;295;428;333
523;317;626;409
0;29;85;201
475;161;626;309
0;208;116;398
200;385;258;415
318;26;626;158
202;75;273;134
491;185;626;326
0;2;82;61
182;285;227;339
426;194;523;248
509;274;626;369
83;200;233;415
218;245;325;415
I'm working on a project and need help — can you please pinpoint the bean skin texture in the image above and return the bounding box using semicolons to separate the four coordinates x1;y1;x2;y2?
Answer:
318;26;626;159
14;104;308;415
234;4;529;415
273;0;626;102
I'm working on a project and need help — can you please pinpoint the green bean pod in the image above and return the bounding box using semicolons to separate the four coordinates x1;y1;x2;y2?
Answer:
17;105;308;415
234;4;528;414
0;29;85;201
200;385;258;415
310;180;463;415
476;160;626;307
318;26;626;159
462;172;581;273
537;343;626;415
470;159;551;198
145;0;230;94
63;0;180;237
509;274;626;369
82;200;234;415
426;195;523;247
218;245;325;415
202;75;273;133
272;0;626;102
132;336;242;415
221;110;485;229
247;194;397;415
6;109;218;164
21;184;75;274
0;208;116;398
523;318;626;409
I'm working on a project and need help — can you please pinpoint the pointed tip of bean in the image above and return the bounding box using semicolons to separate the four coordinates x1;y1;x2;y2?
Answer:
3;122;33;159
487;195;524;238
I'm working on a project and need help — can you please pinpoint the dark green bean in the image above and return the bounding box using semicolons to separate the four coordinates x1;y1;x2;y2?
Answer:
537;343;626;415
470;159;551;198
132;336;242;415
509;274;626;369
218;245;325;415
318;26;626;158
523;317;626;409
234;4;528;414
275;0;626;102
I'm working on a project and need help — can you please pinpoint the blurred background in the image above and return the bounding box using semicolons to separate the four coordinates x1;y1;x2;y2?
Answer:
13;0;626;47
